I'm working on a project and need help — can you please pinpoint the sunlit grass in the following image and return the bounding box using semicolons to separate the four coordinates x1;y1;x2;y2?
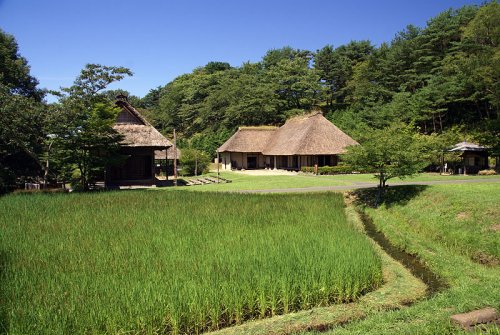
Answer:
0;191;382;334
169;171;500;192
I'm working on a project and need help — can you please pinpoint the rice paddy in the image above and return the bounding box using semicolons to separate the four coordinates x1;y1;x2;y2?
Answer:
0;191;382;334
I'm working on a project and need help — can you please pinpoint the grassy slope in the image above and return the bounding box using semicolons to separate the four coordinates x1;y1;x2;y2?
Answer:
312;183;500;334
174;172;500;192
0;191;381;334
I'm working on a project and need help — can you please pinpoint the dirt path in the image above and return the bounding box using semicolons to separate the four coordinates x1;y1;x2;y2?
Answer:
238;177;500;193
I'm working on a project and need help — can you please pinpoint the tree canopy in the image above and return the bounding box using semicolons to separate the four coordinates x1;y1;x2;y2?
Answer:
0;29;45;192
138;2;499;158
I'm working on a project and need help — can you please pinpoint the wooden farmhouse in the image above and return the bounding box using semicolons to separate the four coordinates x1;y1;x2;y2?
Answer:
449;141;489;174
217;112;358;170
106;95;172;186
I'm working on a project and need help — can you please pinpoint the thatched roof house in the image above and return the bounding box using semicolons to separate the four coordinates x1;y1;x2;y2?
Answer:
113;98;171;149
218;112;358;170
106;95;172;186
218;127;277;153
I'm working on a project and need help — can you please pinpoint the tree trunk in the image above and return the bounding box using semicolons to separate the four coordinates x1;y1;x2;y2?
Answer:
375;172;384;207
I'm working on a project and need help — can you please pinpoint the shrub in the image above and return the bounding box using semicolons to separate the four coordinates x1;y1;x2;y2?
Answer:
478;169;497;175
301;165;360;175
179;148;211;176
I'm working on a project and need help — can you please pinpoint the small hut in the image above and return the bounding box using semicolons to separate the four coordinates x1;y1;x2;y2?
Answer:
154;147;181;176
106;95;172;186
218;112;358;170
448;141;489;174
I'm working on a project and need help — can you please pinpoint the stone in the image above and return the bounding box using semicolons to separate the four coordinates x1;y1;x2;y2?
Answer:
451;307;499;330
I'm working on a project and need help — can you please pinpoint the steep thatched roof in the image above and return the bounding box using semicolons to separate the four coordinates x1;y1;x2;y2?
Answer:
449;141;487;152
217;112;358;155
113;98;172;149
218;127;277;153
264;112;358;155
155;147;182;160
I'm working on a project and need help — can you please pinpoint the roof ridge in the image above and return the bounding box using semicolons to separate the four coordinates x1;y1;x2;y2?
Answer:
238;126;278;131
115;100;150;126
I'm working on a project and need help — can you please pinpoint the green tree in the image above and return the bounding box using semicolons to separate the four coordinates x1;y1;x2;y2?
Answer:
314;41;374;108
342;123;428;204
49;64;132;190
0;85;45;192
0;29;45;192
0;29;43;100
179;148;211;176
262;47;311;69
51;103;123;190
266;57;321;111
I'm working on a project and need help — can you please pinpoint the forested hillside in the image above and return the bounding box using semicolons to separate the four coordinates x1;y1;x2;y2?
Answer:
140;2;498;157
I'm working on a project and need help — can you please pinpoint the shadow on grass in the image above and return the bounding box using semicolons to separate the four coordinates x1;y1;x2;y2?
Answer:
0;251;9;335
352;185;428;209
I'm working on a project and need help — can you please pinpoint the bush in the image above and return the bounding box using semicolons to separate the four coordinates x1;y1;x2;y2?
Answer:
300;165;360;175
478;169;497;175
179;148;211;176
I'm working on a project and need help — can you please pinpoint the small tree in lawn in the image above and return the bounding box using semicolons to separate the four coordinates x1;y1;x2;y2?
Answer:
342;123;427;205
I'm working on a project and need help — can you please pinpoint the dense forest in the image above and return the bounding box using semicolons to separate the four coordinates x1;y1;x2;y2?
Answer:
0;1;498;191
136;2;499;156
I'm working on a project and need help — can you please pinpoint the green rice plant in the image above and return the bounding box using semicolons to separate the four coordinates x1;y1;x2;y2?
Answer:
0;191;382;334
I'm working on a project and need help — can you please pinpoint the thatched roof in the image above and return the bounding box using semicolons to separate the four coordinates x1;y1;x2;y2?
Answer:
113;98;172;149
155;147;181;160
218;127;277;153
449;141;487;152
217;112;358;155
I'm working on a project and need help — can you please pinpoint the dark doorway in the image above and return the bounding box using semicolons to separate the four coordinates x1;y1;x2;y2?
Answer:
110;155;152;180
247;156;257;169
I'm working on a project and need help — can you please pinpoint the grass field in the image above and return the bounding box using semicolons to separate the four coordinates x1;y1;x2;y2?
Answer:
359;184;499;263
307;183;500;334
177;172;500;192
0;191;382;334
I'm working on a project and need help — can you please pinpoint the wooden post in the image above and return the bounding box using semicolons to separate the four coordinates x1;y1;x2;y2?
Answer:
173;129;177;186
195;152;198;176
165;148;168;181
440;150;444;175
217;151;220;183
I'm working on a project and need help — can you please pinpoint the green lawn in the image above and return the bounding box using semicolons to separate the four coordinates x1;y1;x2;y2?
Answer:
174;171;499;192
308;183;500;334
0;191;381;334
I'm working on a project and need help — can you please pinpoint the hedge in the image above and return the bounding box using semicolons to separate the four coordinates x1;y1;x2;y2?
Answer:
301;165;359;175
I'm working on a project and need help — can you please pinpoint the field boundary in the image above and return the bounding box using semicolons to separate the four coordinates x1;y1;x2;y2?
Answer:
207;202;427;335
235;178;500;194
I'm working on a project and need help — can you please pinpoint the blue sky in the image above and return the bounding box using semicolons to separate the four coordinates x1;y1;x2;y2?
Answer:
0;0;484;101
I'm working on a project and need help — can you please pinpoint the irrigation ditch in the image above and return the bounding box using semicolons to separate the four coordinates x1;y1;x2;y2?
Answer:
297;208;449;334
356;209;448;296
209;202;444;335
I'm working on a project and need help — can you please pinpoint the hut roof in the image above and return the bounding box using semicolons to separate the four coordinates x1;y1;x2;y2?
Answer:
263;112;358;155
218;127;278;153
155;147;182;160
217;112;358;155
449;141;487;152
113;98;172;149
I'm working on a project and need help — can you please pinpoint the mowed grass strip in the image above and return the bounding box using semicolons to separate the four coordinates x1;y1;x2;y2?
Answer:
356;184;500;263
0;191;381;334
